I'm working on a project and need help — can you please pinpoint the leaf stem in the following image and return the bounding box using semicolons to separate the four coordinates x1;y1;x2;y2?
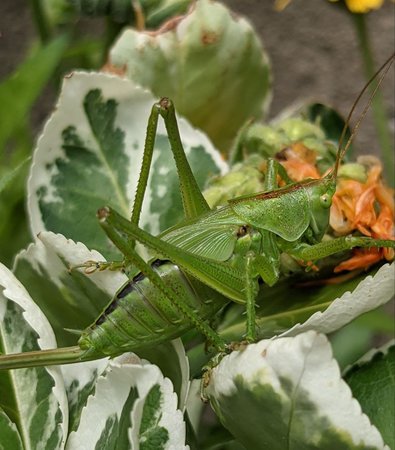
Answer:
351;13;394;186
30;0;51;43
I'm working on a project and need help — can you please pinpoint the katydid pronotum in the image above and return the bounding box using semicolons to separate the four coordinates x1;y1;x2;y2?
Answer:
0;55;394;370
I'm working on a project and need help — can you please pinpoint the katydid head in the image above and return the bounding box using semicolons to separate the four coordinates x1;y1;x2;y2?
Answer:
307;53;394;243
304;175;336;242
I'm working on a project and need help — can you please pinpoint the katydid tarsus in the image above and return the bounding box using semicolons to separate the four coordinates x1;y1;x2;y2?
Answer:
0;55;394;370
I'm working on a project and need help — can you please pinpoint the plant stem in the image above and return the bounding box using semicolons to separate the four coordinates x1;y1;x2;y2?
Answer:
351;13;394;186
30;0;51;44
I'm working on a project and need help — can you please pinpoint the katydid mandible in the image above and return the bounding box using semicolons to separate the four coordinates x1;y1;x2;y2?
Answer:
0;55;394;370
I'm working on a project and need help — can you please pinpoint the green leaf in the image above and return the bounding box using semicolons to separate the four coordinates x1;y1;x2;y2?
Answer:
302;102;351;150
66;355;188;449
109;0;271;151
330;307;394;370
28;72;226;260
0;263;67;450
13;231;127;347
206;332;388;450
145;0;192;27
0;158;31;196
0;35;69;150
0;409;23;450
344;342;395;449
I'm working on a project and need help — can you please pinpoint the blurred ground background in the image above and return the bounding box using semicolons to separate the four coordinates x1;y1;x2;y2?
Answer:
0;0;394;154
228;0;395;156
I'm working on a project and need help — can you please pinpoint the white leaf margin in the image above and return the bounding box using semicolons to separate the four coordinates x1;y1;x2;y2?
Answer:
13;231;126;418
206;331;388;449
13;231;128;297
28;71;228;238
279;262;394;337
0;263;68;449
66;353;189;450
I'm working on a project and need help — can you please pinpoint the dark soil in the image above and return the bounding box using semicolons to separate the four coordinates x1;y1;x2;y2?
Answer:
0;0;394;154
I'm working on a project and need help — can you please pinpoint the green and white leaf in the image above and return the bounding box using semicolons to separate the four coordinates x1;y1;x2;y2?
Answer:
28;71;227;260
13;231;127;347
138;339;190;411
206;331;388;450
344;341;395;450
280;263;394;337
66;354;189;450
109;0;271;152
63;338;190;437
61;358;109;434
219;263;394;342
0;263;68;450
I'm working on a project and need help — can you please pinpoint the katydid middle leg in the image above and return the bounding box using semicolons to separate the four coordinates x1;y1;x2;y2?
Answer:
241;158;284;341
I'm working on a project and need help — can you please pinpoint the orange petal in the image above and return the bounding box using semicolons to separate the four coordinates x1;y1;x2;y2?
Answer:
334;248;382;272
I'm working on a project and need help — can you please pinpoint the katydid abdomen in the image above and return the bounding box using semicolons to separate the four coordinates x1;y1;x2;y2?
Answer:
79;260;228;357
0;259;228;370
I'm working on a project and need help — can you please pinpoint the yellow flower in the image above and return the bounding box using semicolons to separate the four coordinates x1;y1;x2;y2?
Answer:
343;0;384;12
275;0;386;13
274;0;292;10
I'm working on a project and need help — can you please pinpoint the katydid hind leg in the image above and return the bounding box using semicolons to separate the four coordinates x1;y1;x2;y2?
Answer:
99;208;228;352
132;98;209;228
99;206;246;302
158;98;210;219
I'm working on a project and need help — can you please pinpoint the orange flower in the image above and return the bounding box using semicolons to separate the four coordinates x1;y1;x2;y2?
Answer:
277;143;321;181
330;158;394;271
277;147;394;273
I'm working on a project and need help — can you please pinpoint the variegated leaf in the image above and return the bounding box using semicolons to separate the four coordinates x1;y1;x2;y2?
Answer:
279;263;395;337
0;263;68;450
219;263;394;341
28;72;227;261
13;231;127;347
108;0;271;152
206;331;388;450
61;338;190;435
137;339;190;411
61;359;109;434
66;354;189;449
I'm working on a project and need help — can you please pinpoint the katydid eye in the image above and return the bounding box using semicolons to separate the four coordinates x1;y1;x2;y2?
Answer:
320;194;331;208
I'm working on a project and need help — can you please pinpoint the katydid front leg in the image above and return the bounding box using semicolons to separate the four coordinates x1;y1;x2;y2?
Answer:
287;236;395;263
